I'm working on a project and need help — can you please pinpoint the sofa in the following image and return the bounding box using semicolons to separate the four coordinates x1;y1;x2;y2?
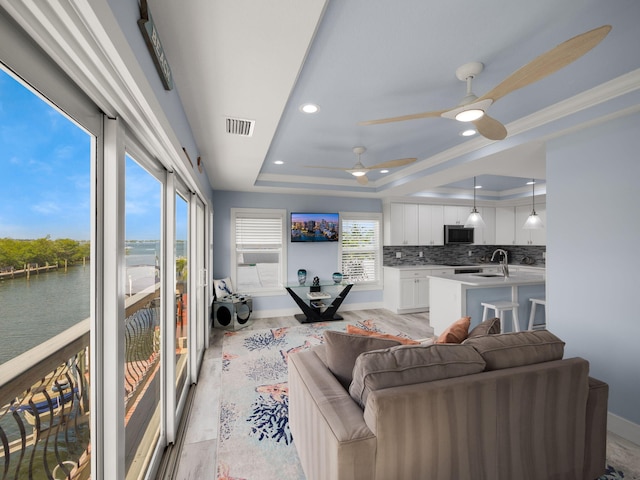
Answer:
288;322;608;480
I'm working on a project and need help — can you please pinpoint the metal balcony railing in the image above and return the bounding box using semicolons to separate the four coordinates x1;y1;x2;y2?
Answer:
0;286;161;480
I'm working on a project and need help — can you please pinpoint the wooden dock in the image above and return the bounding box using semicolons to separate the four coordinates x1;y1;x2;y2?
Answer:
0;263;58;279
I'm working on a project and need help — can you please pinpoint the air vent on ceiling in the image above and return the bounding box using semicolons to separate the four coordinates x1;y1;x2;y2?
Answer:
226;117;255;137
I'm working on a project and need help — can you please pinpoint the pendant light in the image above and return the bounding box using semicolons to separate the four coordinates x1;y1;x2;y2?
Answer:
464;177;485;228
523;179;544;229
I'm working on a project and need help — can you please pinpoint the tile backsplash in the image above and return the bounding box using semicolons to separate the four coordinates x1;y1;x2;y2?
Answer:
383;244;546;267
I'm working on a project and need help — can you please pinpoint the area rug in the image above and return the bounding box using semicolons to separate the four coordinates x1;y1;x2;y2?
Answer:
216;319;406;480
215;320;634;480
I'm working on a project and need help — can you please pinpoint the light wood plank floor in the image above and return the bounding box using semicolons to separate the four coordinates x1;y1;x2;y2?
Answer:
169;308;432;479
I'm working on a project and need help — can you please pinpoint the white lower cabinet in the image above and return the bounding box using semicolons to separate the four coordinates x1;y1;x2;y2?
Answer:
384;267;431;313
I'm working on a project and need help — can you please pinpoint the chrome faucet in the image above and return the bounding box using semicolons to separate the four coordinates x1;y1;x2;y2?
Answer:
491;249;510;278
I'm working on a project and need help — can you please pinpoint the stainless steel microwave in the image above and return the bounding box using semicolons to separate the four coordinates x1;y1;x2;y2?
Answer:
444;225;474;244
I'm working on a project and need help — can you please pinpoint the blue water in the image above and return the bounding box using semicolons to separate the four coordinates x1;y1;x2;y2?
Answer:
0;241;184;365
0;266;90;365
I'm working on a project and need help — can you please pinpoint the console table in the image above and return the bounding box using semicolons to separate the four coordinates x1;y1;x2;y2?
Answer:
285;281;353;323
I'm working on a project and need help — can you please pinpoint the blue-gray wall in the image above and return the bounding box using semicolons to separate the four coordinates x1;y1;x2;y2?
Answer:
211;191;383;312
547;111;640;430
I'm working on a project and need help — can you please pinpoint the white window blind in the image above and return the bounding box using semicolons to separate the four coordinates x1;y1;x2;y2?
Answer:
231;209;286;293
340;214;382;285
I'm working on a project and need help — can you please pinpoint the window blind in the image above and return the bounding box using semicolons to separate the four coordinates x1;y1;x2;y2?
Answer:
340;217;380;284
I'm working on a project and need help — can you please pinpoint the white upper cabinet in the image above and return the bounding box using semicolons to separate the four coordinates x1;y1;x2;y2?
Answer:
388;203;419;245
418;204;444;245
443;205;471;225
473;206;496;245
495;206;516;245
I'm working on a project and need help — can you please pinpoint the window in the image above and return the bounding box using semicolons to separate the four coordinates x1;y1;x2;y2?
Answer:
231;208;286;294
339;212;382;287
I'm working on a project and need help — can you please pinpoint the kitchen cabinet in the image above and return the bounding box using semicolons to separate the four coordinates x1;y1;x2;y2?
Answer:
495;206;516;245
387;203;419;245
383;267;432;313
418;204;444;245
495;205;546;246
515;205;546;245
443;205;471;225
473;206;496;245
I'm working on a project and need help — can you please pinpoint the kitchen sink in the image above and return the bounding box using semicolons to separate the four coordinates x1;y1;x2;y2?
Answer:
472;273;503;277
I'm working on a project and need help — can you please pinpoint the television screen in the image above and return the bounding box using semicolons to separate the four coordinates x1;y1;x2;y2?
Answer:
291;212;339;242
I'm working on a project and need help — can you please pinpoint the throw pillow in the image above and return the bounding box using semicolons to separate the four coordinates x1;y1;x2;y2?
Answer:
346;325;420;345
349;343;486;408
213;277;234;299
435;316;471;344
462;330;565;370
323;330;401;389
467;317;501;338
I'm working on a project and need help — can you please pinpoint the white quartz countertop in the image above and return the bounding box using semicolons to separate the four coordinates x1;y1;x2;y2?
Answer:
427;271;545;287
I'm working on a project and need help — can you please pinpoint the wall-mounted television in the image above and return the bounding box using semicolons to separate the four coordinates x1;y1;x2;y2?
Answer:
291;212;339;242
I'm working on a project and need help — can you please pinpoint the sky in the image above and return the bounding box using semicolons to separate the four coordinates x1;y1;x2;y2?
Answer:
0;67;177;241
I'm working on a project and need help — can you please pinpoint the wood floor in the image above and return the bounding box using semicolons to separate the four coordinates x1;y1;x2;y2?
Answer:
168;309;640;479
169;308;432;479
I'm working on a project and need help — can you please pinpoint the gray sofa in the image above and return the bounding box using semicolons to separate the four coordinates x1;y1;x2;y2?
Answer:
289;329;608;480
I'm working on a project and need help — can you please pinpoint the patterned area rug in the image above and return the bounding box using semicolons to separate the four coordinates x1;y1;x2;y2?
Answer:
216;320;632;480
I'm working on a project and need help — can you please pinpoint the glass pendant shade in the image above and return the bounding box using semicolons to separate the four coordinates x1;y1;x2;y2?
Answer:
523;179;544;229
464;208;486;228
523;211;543;229
464;176;485;228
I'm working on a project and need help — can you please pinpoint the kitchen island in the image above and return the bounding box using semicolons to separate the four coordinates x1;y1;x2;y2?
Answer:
428;270;545;335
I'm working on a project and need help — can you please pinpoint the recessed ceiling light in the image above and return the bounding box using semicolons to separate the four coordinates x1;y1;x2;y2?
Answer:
300;103;319;114
274;160;284;165
460;129;477;137
380;169;389;174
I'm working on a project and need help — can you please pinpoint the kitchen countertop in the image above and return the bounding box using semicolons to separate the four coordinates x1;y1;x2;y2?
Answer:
427;271;545;287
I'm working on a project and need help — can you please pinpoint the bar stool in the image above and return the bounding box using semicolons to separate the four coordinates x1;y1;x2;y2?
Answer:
481;301;520;332
528;298;547;330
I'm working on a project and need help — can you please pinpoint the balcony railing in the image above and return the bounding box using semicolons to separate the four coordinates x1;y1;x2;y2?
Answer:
0;285;161;479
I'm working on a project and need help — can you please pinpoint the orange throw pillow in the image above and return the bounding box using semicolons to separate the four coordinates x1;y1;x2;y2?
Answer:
346;325;420;345
436;316;471;344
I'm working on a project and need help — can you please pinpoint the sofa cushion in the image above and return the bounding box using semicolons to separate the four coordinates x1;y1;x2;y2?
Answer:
349;343;486;408
467;317;501;338
435;316;471;343
346;325;420;345
463;330;565;370
323;330;402;389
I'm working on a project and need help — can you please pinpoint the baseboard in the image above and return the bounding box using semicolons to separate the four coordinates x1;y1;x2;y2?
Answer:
608;412;640;446
250;301;384;320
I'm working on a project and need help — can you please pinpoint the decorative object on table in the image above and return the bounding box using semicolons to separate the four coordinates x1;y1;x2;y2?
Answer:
332;272;343;284
312;276;320;286
297;269;307;285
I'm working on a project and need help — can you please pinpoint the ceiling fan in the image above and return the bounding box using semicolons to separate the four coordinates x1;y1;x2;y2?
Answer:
359;25;611;141
305;146;417;185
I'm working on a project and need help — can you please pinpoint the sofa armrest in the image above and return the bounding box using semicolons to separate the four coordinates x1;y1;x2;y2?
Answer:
584;376;609;479
289;346;376;480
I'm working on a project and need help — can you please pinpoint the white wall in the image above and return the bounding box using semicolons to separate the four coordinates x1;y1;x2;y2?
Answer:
547;111;640;436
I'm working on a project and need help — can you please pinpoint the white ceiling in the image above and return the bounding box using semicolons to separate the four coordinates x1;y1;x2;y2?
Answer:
151;0;640;202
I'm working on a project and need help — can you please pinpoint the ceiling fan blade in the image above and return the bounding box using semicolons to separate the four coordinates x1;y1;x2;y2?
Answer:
359;109;448;126
356;175;369;185
478;25;611;104
472;115;507;140
368;157;417;169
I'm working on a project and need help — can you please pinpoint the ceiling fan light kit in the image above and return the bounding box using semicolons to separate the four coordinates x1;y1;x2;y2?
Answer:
455;108;484;122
